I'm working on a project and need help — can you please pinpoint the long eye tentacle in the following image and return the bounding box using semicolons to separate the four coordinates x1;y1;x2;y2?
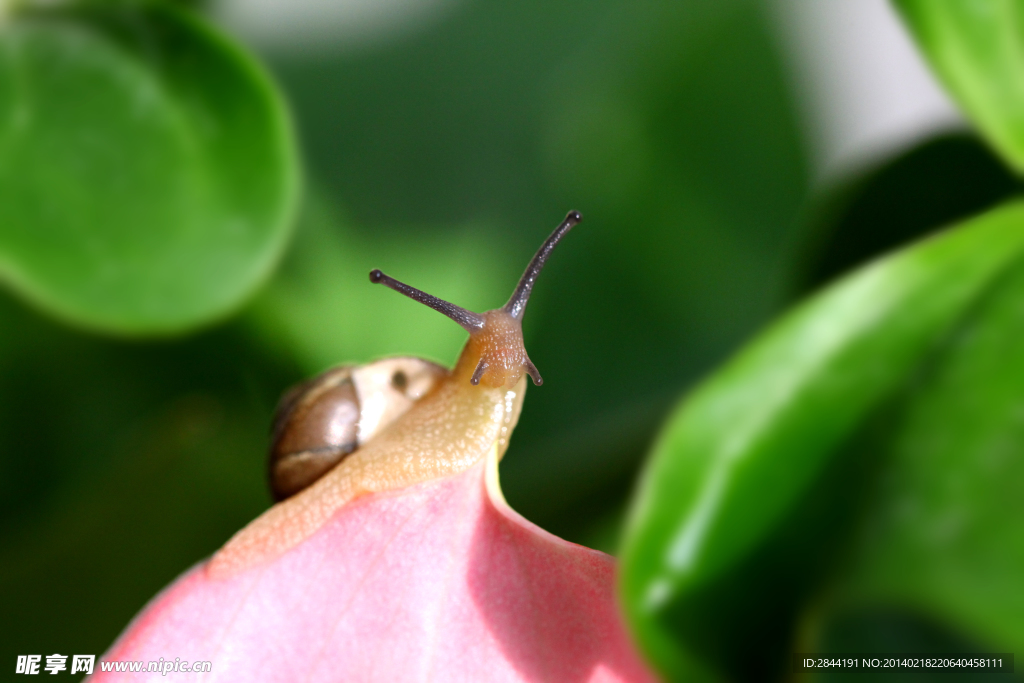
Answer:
503;210;581;320
370;269;486;333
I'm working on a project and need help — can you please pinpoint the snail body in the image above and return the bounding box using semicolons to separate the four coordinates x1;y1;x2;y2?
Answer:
214;211;581;575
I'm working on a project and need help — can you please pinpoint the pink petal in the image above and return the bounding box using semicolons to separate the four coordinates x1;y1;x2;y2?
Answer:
93;452;655;682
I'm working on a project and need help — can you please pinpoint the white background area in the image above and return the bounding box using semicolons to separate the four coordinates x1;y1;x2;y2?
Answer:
769;0;965;182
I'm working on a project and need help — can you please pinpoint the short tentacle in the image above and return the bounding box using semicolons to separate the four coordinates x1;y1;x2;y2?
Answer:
523;358;543;386
470;360;489;386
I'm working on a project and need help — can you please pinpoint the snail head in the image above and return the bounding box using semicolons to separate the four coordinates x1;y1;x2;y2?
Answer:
370;210;581;388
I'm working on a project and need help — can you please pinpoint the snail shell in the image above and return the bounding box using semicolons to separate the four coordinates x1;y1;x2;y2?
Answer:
268;357;446;501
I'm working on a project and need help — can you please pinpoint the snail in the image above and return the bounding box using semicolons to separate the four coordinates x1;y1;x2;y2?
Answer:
266;210;581;502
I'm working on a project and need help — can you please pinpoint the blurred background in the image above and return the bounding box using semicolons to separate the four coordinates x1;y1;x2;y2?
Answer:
2;0;1021;678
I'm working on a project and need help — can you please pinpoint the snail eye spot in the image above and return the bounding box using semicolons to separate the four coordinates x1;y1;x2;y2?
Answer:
391;370;409;391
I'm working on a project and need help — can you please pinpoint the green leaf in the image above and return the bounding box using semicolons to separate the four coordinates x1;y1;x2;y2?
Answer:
895;0;1024;174
620;201;1024;680
834;252;1024;654
0;2;299;334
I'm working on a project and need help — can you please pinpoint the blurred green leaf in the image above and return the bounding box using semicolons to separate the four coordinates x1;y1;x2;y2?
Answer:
832;253;1024;656
895;0;1024;174
620;202;1024;680
0;2;299;334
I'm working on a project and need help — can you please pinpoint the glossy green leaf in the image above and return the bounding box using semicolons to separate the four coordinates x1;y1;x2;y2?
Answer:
832;254;1024;655
895;0;1024;174
0;3;299;334
620;201;1024;679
